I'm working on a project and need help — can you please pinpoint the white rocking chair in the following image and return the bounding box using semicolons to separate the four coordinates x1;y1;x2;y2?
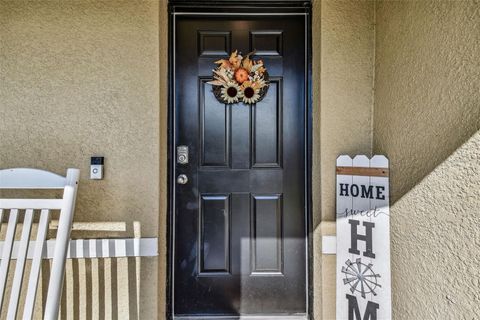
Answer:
0;168;79;319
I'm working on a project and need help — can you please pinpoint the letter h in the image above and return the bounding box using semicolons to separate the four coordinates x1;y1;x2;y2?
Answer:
348;219;375;258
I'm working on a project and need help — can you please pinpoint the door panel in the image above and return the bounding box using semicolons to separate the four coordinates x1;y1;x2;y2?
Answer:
252;79;282;168
174;15;307;317
251;194;283;274
199;79;230;167
199;194;230;274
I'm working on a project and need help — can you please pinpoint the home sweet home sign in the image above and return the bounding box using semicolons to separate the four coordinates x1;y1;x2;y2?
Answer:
336;155;392;320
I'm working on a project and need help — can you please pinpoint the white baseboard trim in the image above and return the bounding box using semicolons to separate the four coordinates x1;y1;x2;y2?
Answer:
0;237;158;259
322;235;337;254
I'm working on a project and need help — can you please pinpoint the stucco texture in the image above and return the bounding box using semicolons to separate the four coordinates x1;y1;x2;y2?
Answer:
313;0;374;318
374;0;480;202
374;1;480;319
389;130;480;319
0;0;161;237
0;0;162;318
317;0;374;223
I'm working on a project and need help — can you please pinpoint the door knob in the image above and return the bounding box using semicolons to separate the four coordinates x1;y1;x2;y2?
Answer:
177;174;188;185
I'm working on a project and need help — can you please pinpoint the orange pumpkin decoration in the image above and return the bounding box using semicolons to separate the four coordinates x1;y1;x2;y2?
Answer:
234;68;249;84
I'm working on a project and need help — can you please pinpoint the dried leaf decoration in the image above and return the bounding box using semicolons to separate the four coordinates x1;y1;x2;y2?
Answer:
207;50;269;105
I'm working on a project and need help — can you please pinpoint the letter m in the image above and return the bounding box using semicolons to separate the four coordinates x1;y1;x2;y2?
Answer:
346;294;379;320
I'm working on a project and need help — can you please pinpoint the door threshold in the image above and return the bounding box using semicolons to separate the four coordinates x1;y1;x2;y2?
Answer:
174;315;308;320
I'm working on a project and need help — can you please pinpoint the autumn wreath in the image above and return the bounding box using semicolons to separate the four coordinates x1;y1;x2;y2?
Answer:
207;50;269;105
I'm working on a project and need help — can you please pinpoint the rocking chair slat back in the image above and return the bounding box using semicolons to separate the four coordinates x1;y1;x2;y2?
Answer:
0;168;79;320
0;209;19;311
7;209;34;319
23;209;50;319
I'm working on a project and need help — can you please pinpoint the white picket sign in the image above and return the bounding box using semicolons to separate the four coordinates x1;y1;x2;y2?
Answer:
336;155;391;320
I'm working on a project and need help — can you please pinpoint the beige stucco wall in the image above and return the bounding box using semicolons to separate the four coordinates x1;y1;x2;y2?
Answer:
388;131;480;319
313;0;374;318
374;1;480;319
0;0;161;237
0;0;163;318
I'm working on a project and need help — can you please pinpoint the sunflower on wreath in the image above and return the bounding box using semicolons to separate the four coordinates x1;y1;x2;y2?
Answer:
207;50;269;105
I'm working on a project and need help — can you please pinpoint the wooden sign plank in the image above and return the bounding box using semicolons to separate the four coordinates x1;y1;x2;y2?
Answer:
336;155;391;320
335;166;389;177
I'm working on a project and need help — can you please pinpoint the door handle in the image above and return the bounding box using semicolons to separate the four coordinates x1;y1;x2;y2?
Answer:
177;174;188;185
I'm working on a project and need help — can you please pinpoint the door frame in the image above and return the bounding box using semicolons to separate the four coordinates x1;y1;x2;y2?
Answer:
166;2;313;318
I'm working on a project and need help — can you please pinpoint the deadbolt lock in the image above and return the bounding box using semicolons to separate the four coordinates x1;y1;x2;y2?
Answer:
177;145;189;165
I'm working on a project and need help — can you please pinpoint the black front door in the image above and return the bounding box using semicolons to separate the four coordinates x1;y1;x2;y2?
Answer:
172;10;308;319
